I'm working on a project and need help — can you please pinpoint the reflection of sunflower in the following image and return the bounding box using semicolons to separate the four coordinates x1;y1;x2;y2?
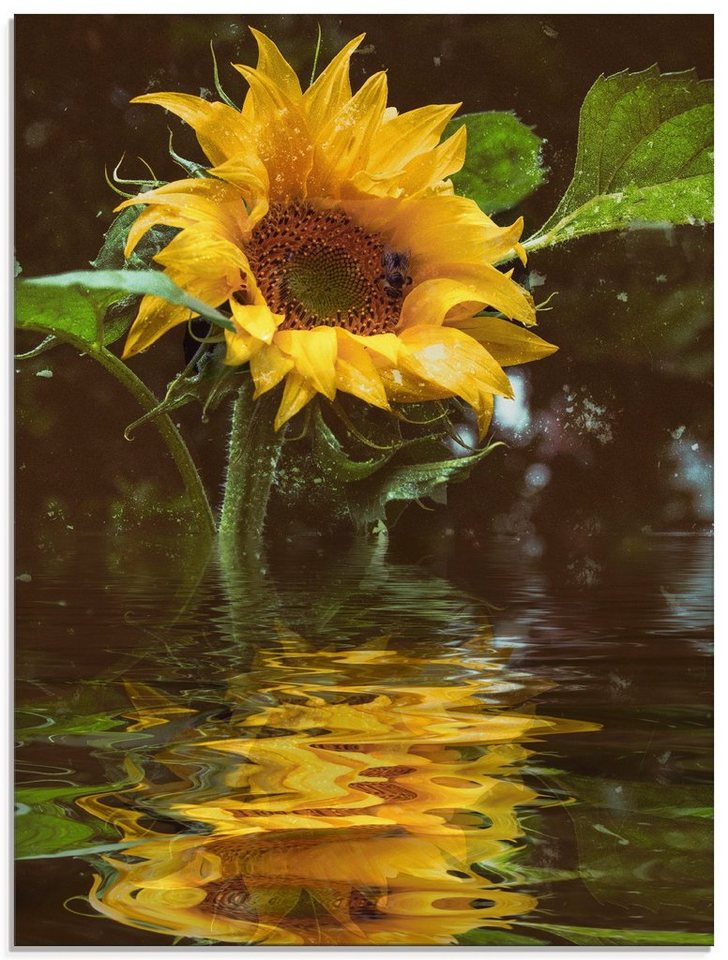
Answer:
82;635;598;945
120;30;555;433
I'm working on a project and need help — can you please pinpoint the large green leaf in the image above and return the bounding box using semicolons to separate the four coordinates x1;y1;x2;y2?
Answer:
448;112;546;213
17;277;122;347
15;809;101;860
528;66;713;249
15;269;233;351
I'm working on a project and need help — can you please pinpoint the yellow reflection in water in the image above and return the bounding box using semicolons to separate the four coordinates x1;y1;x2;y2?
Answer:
82;627;596;945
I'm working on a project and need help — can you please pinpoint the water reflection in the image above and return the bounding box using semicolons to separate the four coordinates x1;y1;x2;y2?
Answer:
18;535;712;946
70;562;596;946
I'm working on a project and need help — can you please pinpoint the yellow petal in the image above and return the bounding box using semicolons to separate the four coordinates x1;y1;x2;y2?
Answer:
274;372;317;430
123;268;234;357
230;300;282;344
250;343;294;397
317;71;389;184
207;157;269;208
400;264;535;329
449;315;557;366
348;332;401;365
398;278;481;329
249;27;303;102
475;391;494;440
131;93;253;167
116;179;246;243
232;63;313;199
350;124;466;198
337;192;402;237
122;292;191;358
335;330;390;410
223;326;257;366
387;194;525;271
274;327;338;400
443;264;536;326
116;177;237;205
154;226;251;283
398;325;513;406
379;365;451;403
397;124;467;194
366;103;461;175
124;205;195;258
303;34;365;136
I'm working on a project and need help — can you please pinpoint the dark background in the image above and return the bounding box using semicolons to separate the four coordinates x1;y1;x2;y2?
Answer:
15;14;713;579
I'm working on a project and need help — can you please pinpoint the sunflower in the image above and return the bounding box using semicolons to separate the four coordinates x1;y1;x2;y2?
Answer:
119;30;555;434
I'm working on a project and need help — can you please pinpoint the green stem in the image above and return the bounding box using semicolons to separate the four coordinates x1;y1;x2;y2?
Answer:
494;232;554;268
218;375;286;559
499;193;621;266
310;22;323;85
20;325;216;538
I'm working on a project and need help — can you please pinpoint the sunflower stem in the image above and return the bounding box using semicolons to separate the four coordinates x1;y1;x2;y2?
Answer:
218;375;286;560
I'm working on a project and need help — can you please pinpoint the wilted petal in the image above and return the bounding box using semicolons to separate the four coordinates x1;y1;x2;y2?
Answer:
250;343;294;397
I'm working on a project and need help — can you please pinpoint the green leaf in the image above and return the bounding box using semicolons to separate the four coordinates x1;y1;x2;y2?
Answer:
16;270;233;350
91;204;179;270
123;344;240;438
526;923;712;947
18;712;123;738
17;279;117;347
93;206;158;272
15;809;101;859
312;407;392;482
448;112;546;213
278;398;503;531
529;66;713;248
349;441;499;527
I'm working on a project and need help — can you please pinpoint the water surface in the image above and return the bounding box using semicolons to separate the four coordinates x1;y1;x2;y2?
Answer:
15;532;712;946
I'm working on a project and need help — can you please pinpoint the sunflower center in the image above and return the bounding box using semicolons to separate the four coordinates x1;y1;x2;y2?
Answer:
246;202;410;335
285;246;367;318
